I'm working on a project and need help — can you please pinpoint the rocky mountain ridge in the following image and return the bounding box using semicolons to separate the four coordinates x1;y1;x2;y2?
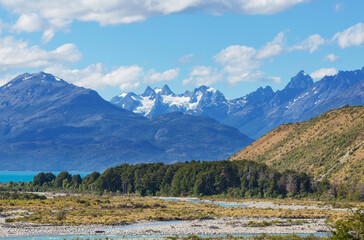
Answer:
112;67;364;139
0;72;253;171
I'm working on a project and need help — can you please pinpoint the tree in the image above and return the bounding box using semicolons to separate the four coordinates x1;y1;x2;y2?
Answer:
33;172;48;186
71;174;82;188
54;171;71;188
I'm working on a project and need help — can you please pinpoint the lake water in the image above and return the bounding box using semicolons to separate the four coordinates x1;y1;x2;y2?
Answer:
0;171;92;183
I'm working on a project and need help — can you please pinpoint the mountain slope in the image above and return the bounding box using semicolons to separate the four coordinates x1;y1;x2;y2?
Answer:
112;67;364;139
230;105;364;187
0;72;253;171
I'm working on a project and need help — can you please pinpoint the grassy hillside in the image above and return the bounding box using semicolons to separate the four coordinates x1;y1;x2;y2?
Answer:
230;105;364;189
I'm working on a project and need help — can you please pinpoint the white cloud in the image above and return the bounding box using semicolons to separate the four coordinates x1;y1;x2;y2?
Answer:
237;0;306;15
183;66;222;86
44;64;179;91
324;53;339;62
183;32;288;86
178;54;194;64
213;32;286;85
41;29;55;44
44;64;143;91
290;34;325;53
144;68;179;84
0;36;81;74
103;66;143;91
12;13;45;33
183;31;332;86
0;0;307;40
256;32;285;59
11;12;71;43
332;23;364;48
214;45;264;84
310;67;338;79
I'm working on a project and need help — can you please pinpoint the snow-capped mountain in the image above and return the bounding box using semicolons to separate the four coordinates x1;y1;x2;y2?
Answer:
112;67;364;139
111;84;230;120
0;72;253;170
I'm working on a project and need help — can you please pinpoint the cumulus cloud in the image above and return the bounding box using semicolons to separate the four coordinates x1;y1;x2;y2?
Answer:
324;53;339;62
0;0;307;40
290;34;325;53
0;36;81;74
144;68;179;84
214;32;286;85
10;12;71;43
235;0;306;15
12;13;45;33
103;66;143;91
332;23;364;48
214;45;264;84
256;32;285;59
44;64;179;91
183;32;287;86
310;67;338;79
44;64;143;91
183;66;222;86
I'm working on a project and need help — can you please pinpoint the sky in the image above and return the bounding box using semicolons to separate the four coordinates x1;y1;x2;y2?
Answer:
0;0;363;100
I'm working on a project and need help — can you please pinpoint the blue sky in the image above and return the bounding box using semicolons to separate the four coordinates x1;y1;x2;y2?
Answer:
0;0;363;100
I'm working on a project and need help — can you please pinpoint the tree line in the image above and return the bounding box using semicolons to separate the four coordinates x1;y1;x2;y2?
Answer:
1;160;362;200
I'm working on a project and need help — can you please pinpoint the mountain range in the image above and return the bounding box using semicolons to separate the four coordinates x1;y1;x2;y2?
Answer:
1;66;363;171
111;67;364;139
0;72;252;171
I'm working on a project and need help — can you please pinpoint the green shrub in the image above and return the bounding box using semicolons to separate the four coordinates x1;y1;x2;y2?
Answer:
329;210;364;240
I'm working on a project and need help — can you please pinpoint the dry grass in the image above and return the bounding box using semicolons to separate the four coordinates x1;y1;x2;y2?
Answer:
201;196;364;209
229;106;364;186
0;195;356;225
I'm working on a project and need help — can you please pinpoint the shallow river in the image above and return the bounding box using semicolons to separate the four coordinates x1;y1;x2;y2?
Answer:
160;197;248;207
1;233;329;240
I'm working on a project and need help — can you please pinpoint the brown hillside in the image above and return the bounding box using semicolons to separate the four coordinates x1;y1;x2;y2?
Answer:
230;105;364;186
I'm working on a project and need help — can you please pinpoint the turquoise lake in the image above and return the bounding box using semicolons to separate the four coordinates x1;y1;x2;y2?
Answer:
0;171;92;183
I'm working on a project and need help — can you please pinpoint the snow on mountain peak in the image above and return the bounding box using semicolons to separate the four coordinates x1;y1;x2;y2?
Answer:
207;87;217;94
154;88;162;94
111;84;230;118
118;93;127;98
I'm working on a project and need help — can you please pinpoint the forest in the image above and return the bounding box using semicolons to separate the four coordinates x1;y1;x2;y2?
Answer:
1;160;362;200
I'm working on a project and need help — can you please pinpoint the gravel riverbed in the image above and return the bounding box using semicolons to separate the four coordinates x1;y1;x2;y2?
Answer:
0;217;329;237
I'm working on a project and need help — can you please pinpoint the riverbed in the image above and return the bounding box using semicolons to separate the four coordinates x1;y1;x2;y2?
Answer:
0;217;329;239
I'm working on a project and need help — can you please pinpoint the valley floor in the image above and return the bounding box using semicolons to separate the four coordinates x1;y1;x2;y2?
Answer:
0;217;328;237
0;194;362;238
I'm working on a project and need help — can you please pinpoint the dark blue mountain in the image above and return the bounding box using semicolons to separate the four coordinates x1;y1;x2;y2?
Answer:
112;67;364;139
0;72;253;171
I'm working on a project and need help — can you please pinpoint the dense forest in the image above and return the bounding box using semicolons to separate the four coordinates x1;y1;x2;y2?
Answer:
1;160;362;200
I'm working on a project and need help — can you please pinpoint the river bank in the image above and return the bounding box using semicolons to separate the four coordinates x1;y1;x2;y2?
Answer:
0;194;357;238
158;197;355;211
0;217;329;238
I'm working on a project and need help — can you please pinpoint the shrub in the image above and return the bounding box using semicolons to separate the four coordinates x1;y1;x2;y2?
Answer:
329;210;364;240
